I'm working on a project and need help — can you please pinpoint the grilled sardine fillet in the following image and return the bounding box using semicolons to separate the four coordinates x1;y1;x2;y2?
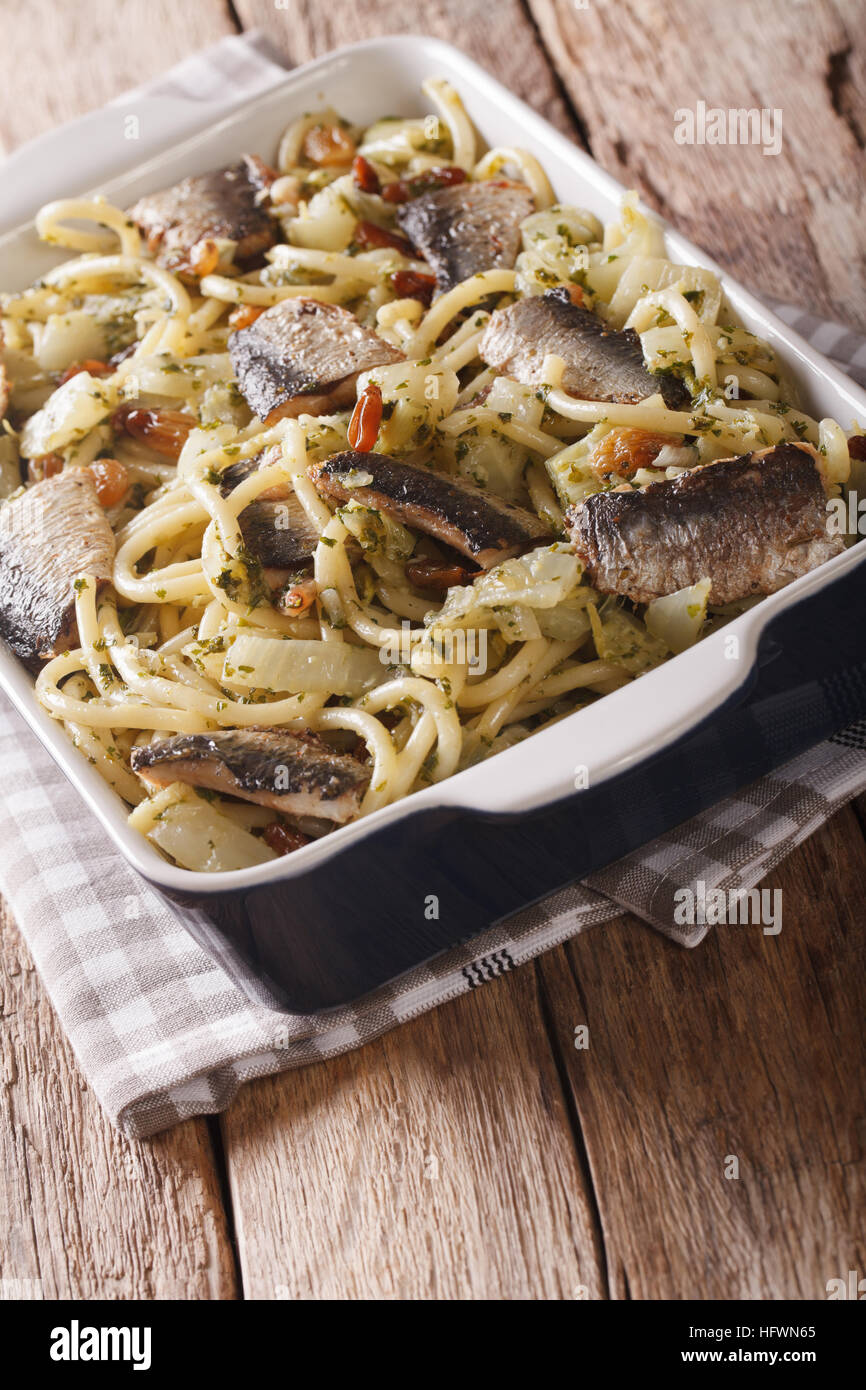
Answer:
238;495;323;568
567;442;843;606
218;448;286;499
310;450;551;568
131;729;369;824
129;155;276;272
219;448;317;565
396;181;534;293
229;298;404;422
480;288;690;409
0;469;115;669
219;451;360;571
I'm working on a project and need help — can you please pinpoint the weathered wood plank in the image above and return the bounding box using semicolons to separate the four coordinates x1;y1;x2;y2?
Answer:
0;902;238;1299
529;0;866;326
221;961;606;1300
0;0;235;156
539;805;866;1300
234;0;578;138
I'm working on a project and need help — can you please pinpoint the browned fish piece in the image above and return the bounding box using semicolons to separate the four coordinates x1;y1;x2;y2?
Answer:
229;298;404;422
238;495;322;568
218;446;291;502
219;450;363;574
479;288;690;409
217;448;323;568
567;442;843;606
131;728;369;824
396;180;534;293
310;450;551;568
0;469;115;669
129;155;276;273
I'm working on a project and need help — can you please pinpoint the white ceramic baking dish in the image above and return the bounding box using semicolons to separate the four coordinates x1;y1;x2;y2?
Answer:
1;33;865;917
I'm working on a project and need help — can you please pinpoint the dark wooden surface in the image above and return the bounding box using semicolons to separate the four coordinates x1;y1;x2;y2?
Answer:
0;0;864;1299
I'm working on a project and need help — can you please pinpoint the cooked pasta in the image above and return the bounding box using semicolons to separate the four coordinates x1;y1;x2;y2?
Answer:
0;79;859;872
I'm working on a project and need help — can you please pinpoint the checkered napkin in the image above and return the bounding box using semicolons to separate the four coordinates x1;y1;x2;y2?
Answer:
2;35;866;1139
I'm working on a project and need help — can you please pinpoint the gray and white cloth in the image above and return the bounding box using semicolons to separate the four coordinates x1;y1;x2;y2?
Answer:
1;34;865;1139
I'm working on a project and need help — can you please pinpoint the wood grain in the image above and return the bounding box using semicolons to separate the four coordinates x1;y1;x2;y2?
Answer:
234;0;579;138
0;0;235;156
529;0;866;327
540;807;866;1300
221;959;606;1300
0;901;238;1299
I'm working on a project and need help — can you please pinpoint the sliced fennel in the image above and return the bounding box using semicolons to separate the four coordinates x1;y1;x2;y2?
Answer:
588;603;670;675
129;784;277;872
436;544;582;632
224;633;384;695
356;359;459;453
19;370;116;458
645;578;711;654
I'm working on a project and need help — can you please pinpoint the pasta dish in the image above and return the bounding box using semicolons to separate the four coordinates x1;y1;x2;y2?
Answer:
0;78;859;871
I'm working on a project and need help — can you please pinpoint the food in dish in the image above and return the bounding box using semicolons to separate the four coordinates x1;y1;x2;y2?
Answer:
395;179;534;291
0;77;861;871
479;287;690;408
128;155;278;275
0;469;115;666
309;450;551;567
568;442;843;606
131;728;370;824
228;297;404;420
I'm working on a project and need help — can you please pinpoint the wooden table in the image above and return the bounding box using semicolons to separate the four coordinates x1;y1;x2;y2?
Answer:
1;0;864;1301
